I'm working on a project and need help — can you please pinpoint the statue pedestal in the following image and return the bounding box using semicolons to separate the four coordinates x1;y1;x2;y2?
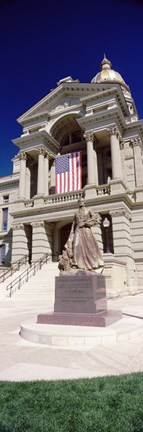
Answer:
54;272;107;313
37;272;122;327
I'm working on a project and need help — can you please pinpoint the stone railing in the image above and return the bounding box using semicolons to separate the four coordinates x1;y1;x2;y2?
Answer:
24;185;110;209
96;184;110;196
44;189;84;205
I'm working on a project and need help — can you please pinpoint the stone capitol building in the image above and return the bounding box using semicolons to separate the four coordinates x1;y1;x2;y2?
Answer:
1;55;143;298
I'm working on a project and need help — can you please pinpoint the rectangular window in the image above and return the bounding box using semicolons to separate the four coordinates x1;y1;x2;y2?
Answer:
2;208;8;231
0;244;6;264
3;195;9;203
71;131;82;144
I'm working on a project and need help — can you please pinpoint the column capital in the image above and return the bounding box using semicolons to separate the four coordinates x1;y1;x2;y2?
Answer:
130;137;142;148
107;126;121;140
12;223;25;230
31;221;45;228
37;147;46;156
44;151;49;159
84;132;95;143
19;152;27;161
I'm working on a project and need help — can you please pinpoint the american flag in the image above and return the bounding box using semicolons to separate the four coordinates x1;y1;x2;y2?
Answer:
55;152;82;193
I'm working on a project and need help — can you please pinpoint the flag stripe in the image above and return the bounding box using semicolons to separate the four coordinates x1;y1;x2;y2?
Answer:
55;152;82;193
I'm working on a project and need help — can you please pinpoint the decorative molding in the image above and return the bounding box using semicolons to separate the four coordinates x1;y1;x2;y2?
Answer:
119;141;124;150
44;151;49;159
34;147;53;159
110;209;132;221
19;152;27;161
12;223;25;230
84;132;96;143
25;200;34;208
50;98;79;114
107;126;121;141
130;137;142;148
37;147;46;156
31;221;45;228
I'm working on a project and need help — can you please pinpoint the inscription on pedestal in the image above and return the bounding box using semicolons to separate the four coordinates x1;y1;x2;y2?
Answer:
54;273;107;314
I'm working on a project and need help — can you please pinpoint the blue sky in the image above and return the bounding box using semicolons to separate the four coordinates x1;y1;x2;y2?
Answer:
0;0;143;176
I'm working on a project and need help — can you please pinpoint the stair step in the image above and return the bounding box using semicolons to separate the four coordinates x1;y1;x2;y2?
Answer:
1;262;59;303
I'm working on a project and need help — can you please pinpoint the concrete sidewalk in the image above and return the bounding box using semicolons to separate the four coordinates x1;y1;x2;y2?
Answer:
0;293;143;381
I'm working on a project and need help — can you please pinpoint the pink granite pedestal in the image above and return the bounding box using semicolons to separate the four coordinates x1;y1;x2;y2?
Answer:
37;271;122;327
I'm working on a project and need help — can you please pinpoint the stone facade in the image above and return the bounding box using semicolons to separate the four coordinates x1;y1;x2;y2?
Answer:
1;56;143;298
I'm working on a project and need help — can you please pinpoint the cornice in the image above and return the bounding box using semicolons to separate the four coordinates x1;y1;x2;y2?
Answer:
12;130;59;152
110;208;132;221
18;112;50;126
124;120;143;141
77;107;125;132
17;82;98;126
17;86;65;124
0;173;19;187
80;85;129;116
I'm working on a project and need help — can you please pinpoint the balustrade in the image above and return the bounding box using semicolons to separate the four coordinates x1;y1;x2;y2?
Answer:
24;186;111;208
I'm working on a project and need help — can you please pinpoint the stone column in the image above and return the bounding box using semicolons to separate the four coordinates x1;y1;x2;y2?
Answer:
11;223;29;264
31;221;52;262
44;152;49;196
19;152;27;199
25;166;31;199
84;133;98;184
37;148;45;195
108;127;122;179
131;137;143;187
120;141;126;184
93;144;98;184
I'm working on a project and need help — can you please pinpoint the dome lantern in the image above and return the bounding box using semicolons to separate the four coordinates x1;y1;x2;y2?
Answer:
91;54;127;87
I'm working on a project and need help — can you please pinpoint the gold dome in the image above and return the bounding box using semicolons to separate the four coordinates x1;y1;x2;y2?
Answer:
91;54;126;85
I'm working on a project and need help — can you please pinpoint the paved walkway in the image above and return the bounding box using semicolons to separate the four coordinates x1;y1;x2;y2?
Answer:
0;293;143;381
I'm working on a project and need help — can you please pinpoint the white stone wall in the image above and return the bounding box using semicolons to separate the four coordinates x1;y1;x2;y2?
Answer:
0;178;19;265
103;255;126;298
12;156;20;173
132;209;143;289
110;208;137;293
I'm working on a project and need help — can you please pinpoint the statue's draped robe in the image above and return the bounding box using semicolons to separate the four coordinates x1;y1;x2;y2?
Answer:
69;208;104;271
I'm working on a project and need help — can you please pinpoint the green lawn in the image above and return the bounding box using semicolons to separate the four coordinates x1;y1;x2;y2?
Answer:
0;373;143;432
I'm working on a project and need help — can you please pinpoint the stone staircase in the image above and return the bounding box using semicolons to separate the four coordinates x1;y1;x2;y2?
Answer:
0;265;29;300
0;262;59;306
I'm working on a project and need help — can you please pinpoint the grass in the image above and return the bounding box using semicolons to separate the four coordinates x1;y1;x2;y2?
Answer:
0;373;143;431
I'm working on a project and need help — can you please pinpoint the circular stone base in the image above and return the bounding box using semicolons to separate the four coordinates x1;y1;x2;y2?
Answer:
20;316;143;350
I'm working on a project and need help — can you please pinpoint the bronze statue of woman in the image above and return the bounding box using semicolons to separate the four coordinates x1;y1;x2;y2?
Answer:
59;198;104;272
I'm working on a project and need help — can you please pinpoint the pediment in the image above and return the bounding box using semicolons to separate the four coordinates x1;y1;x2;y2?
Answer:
50;96;80;114
17;86;83;125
